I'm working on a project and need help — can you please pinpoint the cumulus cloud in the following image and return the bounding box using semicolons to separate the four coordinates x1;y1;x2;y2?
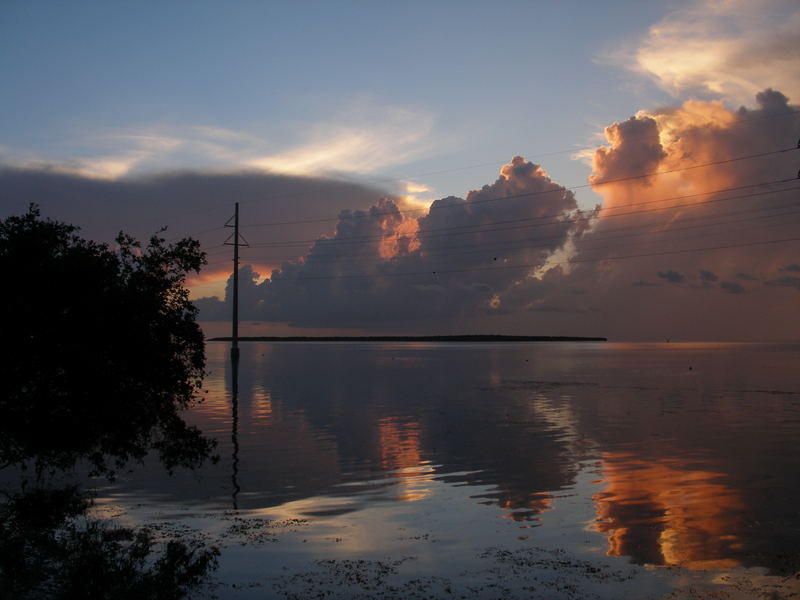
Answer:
618;0;800;106
10;85;798;340
590;116;666;187
554;88;800;339
195;156;583;328
192;89;800;340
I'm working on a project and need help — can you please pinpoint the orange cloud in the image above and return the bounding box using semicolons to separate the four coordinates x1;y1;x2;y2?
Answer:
613;0;800;106
187;263;276;300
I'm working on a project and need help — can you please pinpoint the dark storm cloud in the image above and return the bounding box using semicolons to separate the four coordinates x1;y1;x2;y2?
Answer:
779;263;800;272
754;89;794;113
0;166;391;256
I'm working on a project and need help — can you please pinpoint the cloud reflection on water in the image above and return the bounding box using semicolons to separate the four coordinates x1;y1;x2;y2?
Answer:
593;453;744;570
118;341;800;575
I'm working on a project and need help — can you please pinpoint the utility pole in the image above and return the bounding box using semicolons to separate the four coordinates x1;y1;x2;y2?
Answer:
224;202;247;360
224;203;246;509
232;202;240;359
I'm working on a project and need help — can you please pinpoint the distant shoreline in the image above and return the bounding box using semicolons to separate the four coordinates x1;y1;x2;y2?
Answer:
208;335;607;343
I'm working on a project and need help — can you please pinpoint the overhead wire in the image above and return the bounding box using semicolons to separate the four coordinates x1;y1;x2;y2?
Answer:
241;137;800;228
255;237;800;282
90;107;800;238
246;176;799;249
203;196;800;268
198;193;800;273
199;213;800;274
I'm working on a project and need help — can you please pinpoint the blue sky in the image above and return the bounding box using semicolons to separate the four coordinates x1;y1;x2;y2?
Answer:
0;1;680;201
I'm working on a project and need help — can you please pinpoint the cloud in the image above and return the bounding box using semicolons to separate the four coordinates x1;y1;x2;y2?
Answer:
618;0;800;106
193;90;800;340
10;87;798;340
765;276;800;290
539;88;800;340
699;269;718;282
246;106;435;176
0;102;437;181
590;116;666;187
720;281;745;294
736;272;758;281
195;156;582;327
779;263;800;272
658;270;685;284
0;165;393;278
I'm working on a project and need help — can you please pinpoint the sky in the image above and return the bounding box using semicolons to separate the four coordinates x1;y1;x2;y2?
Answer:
1;0;798;340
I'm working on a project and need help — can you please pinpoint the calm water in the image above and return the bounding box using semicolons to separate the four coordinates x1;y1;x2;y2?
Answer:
96;342;800;598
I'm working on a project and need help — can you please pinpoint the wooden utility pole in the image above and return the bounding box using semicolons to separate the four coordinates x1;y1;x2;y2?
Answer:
225;202;244;359
231;202;240;359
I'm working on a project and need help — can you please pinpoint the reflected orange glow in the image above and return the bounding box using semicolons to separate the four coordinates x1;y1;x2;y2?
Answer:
593;452;744;569
500;492;553;522
376;417;432;501
250;393;273;421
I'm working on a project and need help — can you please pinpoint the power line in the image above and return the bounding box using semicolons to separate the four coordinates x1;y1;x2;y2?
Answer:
199;211;800;273
261;236;800;282
85;107;800;237
241;144;799;229
107;107;800;249
204;198;800;267
246;178;799;249
219;107;800;224
198;192;800;273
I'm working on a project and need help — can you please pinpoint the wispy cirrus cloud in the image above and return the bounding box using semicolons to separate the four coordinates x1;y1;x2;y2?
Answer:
247;105;435;176
603;0;800;106
0;101;438;181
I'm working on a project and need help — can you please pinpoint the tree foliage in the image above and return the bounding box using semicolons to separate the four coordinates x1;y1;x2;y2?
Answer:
0;205;215;476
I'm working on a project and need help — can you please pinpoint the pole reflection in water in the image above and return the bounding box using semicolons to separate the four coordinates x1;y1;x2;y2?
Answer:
230;349;240;510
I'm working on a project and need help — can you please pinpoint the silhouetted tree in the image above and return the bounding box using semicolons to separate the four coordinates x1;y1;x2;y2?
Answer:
0;205;215;476
0;206;221;598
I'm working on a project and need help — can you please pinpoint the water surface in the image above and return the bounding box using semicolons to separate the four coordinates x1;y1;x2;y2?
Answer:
97;341;800;598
